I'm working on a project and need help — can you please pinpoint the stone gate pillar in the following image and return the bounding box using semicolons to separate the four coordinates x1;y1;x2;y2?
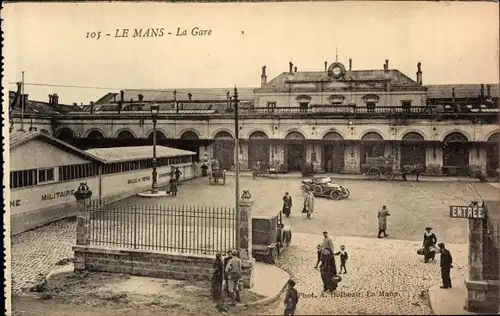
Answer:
73;182;92;271
239;190;255;289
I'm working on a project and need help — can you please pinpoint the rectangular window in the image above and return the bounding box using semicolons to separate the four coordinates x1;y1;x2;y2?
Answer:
401;100;412;111
299;102;309;112
10;169;38;188
38;168;55;184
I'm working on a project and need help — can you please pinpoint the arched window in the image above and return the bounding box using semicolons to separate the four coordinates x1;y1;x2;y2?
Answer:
57;128;76;142
361;132;383;141
117;130;135;139
322;132;343;140
444;132;467;142
148;131;167;139
87;130;105;139
402;132;424;141
328;95;345;105
180;131;200;139
214;131;233;139
285;131;305;139
249;131;269;139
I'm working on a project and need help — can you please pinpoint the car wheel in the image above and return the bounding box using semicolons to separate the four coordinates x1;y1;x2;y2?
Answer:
330;190;341;200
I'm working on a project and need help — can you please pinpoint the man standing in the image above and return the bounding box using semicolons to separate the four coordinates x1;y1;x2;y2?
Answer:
283;279;299;316
438;243;453;289
225;249;242;305
377;205;390;238
282;192;293;217
174;167;182;184
322;231;334;253
303;189;315;219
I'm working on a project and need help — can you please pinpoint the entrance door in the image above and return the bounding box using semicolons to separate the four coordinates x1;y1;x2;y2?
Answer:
286;144;305;171
443;132;469;176
248;131;269;169
401;132;426;171
213;131;234;170
487;133;499;176
285;131;306;171
322;132;345;173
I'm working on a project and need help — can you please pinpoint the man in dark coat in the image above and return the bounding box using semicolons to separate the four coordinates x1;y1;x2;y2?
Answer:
282;192;292;217
284;279;299;316
212;253;224;300
438;243;453;289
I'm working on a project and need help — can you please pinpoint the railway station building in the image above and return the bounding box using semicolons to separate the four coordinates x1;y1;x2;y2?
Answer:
8;58;500;177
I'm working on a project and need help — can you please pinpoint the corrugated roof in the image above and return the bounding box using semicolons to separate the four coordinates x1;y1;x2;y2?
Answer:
85;146;196;163
9;91;83;115
9;130;103;163
427;84;499;99
255;69;422;93
100;88;257;103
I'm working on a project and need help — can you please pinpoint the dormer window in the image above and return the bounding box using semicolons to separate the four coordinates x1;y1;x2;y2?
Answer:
329;95;345;105
296;95;311;112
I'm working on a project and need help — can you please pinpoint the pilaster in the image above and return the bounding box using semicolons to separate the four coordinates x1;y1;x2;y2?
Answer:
238;190;255;288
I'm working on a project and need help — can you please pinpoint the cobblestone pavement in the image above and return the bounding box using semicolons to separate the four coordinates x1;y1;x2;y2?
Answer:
248;233;468;315
10;177;481;313
11;219;76;293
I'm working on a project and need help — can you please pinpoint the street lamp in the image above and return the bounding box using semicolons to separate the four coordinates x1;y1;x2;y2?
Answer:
150;103;160;194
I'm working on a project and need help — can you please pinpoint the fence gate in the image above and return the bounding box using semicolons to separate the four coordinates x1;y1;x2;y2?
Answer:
87;203;237;256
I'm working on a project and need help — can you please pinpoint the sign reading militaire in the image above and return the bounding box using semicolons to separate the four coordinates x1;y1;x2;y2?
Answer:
449;205;486;219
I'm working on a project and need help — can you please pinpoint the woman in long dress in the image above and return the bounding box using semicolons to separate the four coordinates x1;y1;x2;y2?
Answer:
320;248;337;292
423;226;437;263
282;192;292;217
211;253;224;300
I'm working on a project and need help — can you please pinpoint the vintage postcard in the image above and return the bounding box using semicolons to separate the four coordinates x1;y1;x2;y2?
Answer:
2;1;499;315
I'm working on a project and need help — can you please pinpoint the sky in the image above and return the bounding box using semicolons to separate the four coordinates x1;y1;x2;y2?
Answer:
2;1;499;105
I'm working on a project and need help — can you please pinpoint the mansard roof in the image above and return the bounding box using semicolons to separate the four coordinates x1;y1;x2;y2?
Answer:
426;84;499;99
255;69;424;93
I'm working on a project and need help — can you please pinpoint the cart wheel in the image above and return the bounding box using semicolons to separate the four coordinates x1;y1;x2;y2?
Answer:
330;190;341;200
341;188;350;199
313;185;323;194
367;168;381;181
385;172;396;181
268;247;279;264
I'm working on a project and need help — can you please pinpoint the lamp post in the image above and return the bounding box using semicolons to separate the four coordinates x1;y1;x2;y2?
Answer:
233;87;241;254
150;103;160;194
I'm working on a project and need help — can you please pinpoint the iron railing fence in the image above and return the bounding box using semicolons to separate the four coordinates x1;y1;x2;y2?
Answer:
87;203;237;256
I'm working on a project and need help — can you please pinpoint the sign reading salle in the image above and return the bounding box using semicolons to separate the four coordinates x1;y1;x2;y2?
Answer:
449;205;485;219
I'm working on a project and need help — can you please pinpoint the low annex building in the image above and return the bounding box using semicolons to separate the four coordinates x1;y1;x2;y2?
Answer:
8;130;197;235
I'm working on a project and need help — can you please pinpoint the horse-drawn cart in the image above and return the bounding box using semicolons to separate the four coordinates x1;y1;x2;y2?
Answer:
361;157;424;181
209;168;226;185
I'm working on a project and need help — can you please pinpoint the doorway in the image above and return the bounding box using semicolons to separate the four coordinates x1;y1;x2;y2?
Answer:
286;144;305;171
443;132;469;176
323;143;345;173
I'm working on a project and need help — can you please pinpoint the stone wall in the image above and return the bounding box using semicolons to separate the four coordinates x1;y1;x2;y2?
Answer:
73;246;255;288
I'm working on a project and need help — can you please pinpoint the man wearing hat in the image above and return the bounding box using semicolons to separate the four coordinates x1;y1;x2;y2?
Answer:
303;188;315;219
224;249;242;305
438;243;453;289
422;226;437;263
322;231;334;253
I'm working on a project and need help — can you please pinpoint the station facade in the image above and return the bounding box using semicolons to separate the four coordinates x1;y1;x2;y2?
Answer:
8;59;500;177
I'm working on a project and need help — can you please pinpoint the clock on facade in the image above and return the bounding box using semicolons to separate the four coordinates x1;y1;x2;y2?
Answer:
328;62;346;79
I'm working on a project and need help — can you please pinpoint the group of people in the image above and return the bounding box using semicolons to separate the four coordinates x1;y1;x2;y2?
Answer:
376;206;454;289
166;166;182;196
211;249;243;306
281;189;315;219
198;156;221;177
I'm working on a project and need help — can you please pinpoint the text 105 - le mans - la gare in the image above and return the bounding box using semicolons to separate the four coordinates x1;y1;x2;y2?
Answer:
86;27;212;40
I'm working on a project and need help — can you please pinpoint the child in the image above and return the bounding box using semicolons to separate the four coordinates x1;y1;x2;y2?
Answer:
284;279;299;316
314;244;322;268
334;245;348;274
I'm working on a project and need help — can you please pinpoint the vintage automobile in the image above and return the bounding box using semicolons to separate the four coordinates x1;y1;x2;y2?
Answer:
252;210;292;264
209;168;226;185
301;176;350;200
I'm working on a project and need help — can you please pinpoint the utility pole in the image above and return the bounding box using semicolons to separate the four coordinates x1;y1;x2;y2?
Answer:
233;86;240;254
20;71;25;131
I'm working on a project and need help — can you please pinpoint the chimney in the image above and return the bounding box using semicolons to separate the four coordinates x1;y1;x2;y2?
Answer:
90;101;95;114
49;94;53;105
261;66;267;87
294;66;298;72
226;91;230;108
174;90;178;113
384;59;389;71
23;94;29;106
53;94;59;106
118;90;124;113
487;84;491;97
324;61;328;71
188;93;192;101
289;62;293;73
349;58;352;71
138;94;144;103
113;93;117;103
72;102;77;107
480;84;485;99
452;87;455;104
416;62;423;85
